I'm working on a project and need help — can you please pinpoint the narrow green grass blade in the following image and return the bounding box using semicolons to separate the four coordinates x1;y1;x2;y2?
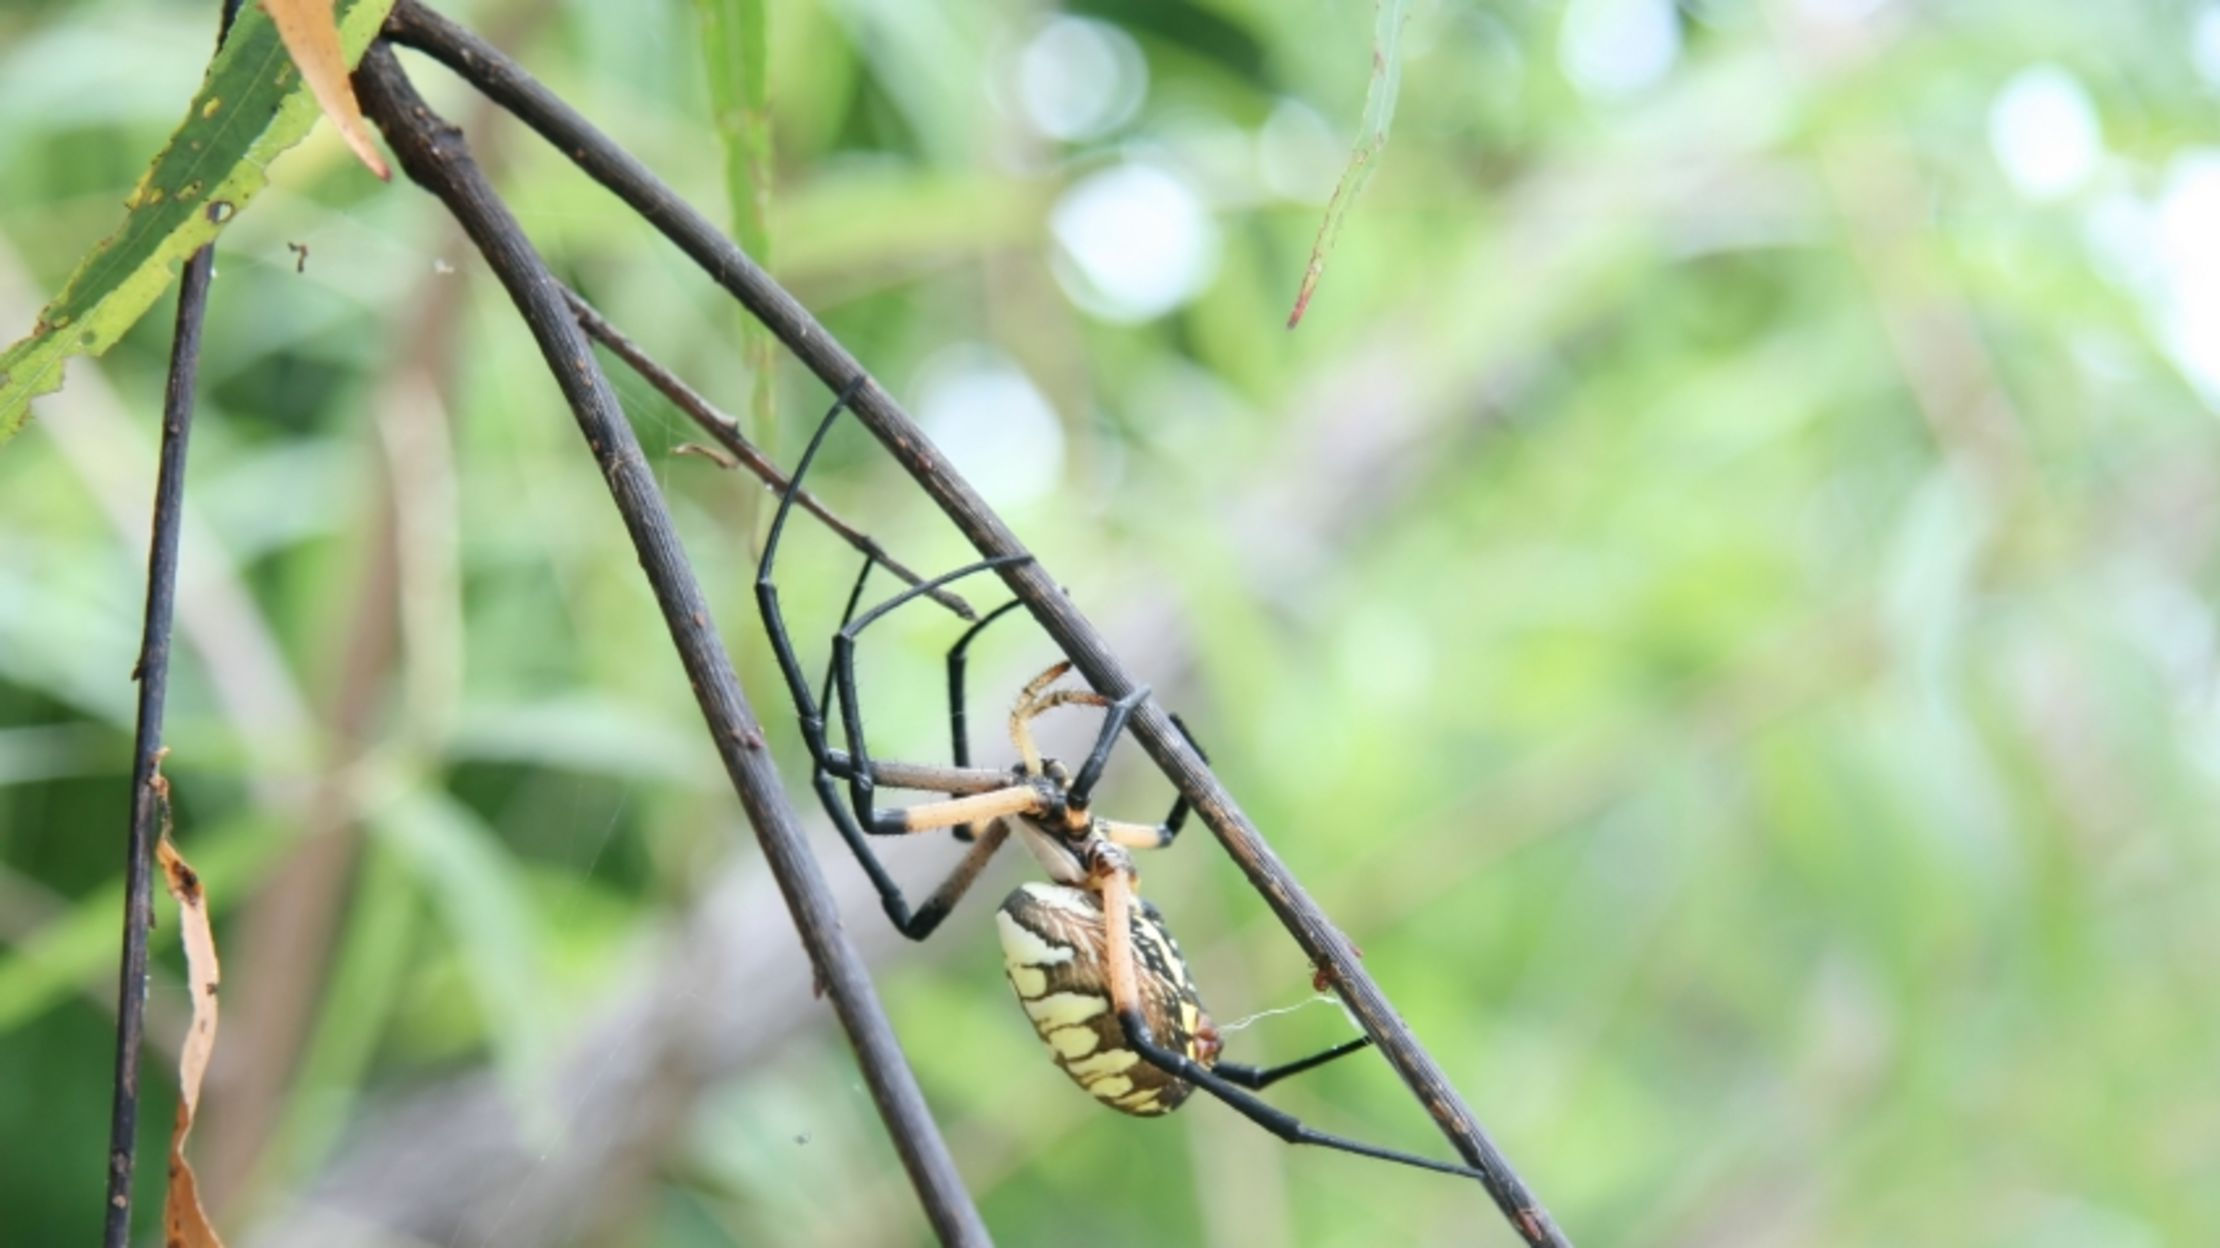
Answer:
372;787;551;1096
0;0;398;443
690;0;776;456
1288;0;1411;328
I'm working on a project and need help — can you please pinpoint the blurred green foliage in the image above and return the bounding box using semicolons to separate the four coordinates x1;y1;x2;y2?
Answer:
3;0;2217;1245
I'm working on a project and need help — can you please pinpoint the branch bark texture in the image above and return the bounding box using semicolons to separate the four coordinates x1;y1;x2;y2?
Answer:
353;45;989;1247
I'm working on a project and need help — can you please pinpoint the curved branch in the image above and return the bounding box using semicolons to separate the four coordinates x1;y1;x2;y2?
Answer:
380;3;1567;1242
352;46;988;1247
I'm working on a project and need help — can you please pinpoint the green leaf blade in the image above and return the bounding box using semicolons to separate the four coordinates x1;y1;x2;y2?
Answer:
0;0;398;444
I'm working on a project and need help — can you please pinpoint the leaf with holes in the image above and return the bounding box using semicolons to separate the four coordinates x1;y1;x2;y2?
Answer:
0;0;397;445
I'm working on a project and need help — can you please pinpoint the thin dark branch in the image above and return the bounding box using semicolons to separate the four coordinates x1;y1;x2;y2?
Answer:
104;7;245;1241
563;287;974;621
351;47;989;1247
103;237;208;1248
383;4;1567;1241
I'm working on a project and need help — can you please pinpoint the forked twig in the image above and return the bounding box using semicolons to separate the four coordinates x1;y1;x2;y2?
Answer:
383;3;1568;1241
353;46;989;1247
563;287;973;620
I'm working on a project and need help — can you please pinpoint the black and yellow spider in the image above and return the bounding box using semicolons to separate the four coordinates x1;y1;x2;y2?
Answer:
753;380;1486;1180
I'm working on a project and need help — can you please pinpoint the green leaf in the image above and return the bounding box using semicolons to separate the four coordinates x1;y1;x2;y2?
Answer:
691;0;776;470
0;0;398;444
371;787;552;1095
1287;0;1411;328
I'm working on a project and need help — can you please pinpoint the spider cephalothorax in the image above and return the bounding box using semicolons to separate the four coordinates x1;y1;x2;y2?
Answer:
752;379;1490;1181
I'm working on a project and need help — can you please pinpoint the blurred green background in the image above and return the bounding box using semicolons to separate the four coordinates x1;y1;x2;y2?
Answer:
3;0;2216;1244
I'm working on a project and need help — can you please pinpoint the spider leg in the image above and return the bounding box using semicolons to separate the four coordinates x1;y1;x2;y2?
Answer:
1096;867;1490;1182
949;599;1027;769
1008;662;1076;774
1099;819;1182;851
784;557;1018;934
753;386;1031;935
1215;1036;1373;1090
817;555;880;728
832;554;1035;834
1064;695;1204;848
812;770;1017;939
1065;683;1151;809
946;598;1027;840
1141;712;1209;849
754;377;869;770
816;560;1006;795
1013;692;1207;847
1078;712;1215;851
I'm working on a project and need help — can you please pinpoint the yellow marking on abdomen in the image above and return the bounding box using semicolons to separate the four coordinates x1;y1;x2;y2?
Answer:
1065;1048;1139;1080
1115;1087;1164;1114
994;909;1076;967
1085;1074;1135;1100
1023;991;1108;1029
1047;1026;1100;1058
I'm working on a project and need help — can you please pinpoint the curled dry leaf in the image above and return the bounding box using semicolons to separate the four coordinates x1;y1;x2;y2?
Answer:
264;0;390;179
150;767;225;1248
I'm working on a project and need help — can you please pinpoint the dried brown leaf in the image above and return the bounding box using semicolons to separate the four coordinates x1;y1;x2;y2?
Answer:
151;766;225;1248
264;0;390;179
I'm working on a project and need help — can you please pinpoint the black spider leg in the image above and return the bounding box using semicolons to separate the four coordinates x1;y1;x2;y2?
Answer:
809;765;1012;939
806;556;926;927
945;598;1026;841
754;383;1027;938
1215;1036;1374;1090
1063;683;1152;812
833;554;1036;836
1103;712;1210;849
816;558;879;735
802;536;1025;938
1116;1009;1490;1181
754;376;870;772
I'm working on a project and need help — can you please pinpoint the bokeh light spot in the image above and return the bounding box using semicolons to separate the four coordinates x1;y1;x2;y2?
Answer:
1988;64;2102;201
914;345;1066;508
1049;162;1220;323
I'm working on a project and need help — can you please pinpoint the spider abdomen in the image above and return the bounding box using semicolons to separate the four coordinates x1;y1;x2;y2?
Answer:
995;881;1219;1116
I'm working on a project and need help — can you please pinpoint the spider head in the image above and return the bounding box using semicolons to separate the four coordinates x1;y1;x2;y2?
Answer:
1022;757;1095;828
1033;758;1100;828
1010;771;1111;884
1011;810;1089;883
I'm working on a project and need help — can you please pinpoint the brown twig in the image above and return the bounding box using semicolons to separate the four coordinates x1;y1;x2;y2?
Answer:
382;3;1567;1241
564;288;973;620
352;45;989;1247
103;9;246;1241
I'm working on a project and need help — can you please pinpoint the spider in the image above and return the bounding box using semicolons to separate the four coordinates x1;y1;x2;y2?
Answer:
752;378;1487;1180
